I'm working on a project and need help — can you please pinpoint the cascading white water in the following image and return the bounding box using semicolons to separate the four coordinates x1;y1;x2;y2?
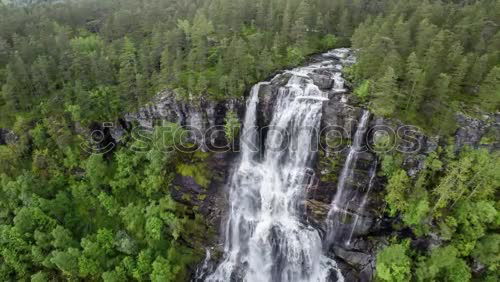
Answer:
206;62;344;282
195;249;212;280
346;159;377;245
329;110;370;212
325;110;371;246
332;72;346;93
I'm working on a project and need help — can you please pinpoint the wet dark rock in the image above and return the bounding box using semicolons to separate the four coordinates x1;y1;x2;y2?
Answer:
333;249;374;282
312;73;334;90
124;89;243;150
257;83;278;127
0;128;17;145
455;113;499;150
171;151;236;229
305;199;330;221
455;113;487;148
109;118;128;144
333;246;372;268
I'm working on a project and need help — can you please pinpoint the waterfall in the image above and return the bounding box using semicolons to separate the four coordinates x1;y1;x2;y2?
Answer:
195;249;212;280
332;72;346;93
240;82;268;163
325;110;371;246
346;159;377;245
206;61;343;282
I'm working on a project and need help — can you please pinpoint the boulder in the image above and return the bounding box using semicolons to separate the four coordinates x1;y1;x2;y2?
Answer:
0;128;17;145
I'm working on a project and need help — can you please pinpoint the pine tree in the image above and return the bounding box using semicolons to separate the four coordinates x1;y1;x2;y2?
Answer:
467;54;489;87
138;39;153;79
159;47;170;88
2;53;31;111
449;57;468;94
31;56;51;98
426;73;455;134
280;1;292;42
290;18;307;47
150;27;165;73
264;0;275;32
357;34;395;78
0;36;10;65
290;1;310;47
337;9;352;38
393;16;411;56
256;48;274;79
118;37;138;107
255;0;267;28
404;52;425;113
187;13;214;71
371;66;400;116
93;52;114;86
478;66;500;112
416;19;438;58
423;30;448;84
383;49;403;78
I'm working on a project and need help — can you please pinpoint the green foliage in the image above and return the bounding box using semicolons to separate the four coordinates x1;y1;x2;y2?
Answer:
70;35;104;55
119;37;139;107
176;151;211;189
351;0;499;132
353;80;370;102
224;110;240;142
31;271;48;282
318;150;342;183
402;192;429;235
380;153;403;178
415;246;471;282
0;117;208;280
285;47;305;67
150;256;176;282
377;148;499;281
478;66;500;112
321;34;337;50
472;234;500;272
370;67;399;116
385;170;410;217
50;248;80;276
433;149;498;213
376;242;412;282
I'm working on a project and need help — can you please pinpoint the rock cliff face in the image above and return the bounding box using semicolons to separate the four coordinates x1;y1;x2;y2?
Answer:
105;49;498;281
123;89;242;151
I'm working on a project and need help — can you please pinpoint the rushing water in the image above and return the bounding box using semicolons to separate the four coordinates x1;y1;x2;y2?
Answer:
325;110;371;247
346;159;377;245
195;249;213;280
206;59;344;282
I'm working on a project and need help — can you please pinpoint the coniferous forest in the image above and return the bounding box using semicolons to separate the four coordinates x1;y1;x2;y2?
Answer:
0;0;498;281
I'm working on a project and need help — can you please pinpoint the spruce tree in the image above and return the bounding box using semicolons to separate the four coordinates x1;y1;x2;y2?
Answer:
404;52;425;114
2;54;30;111
371;66;399;116
478;66;500;112
159;46;170;88
118;37;138;107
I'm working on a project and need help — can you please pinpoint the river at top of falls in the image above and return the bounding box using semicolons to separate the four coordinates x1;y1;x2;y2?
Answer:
204;50;352;282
